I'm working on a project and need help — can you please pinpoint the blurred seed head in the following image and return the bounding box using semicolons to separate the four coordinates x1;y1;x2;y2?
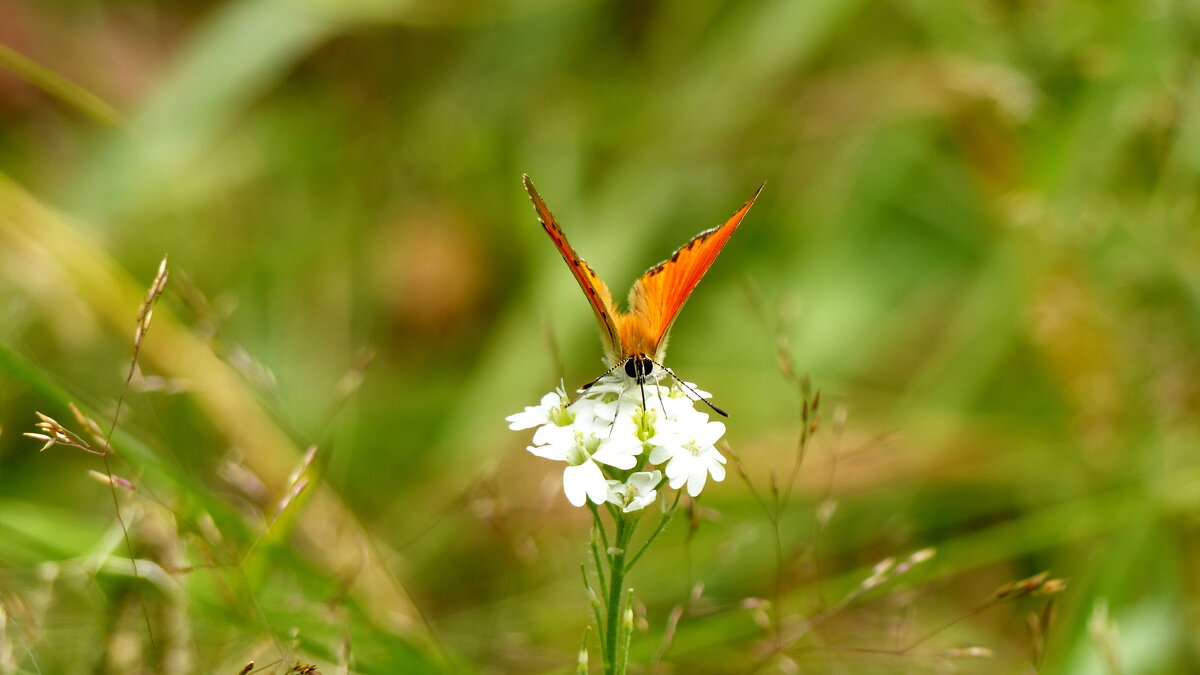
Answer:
88;469;135;491
943;646;993;659
817;498;837;525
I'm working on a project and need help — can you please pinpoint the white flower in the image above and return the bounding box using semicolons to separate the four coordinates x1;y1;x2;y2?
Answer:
525;409;642;507
511;371;727;506
591;373;714;424
607;470;662;513
506;389;569;431
648;412;727;497
585;371;663;397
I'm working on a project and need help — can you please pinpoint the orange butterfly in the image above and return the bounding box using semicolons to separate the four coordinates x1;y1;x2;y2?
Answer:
523;175;762;415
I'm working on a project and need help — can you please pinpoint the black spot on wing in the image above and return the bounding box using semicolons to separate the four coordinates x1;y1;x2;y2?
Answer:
641;224;721;278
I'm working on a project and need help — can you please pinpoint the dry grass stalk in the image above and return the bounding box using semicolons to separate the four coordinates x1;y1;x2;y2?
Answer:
24;412;104;455
81;253;170;664
994;571;1068;601
2;179;438;654
273;446;318;525
87;470;135;491
115;254;170;438
777;547;939;649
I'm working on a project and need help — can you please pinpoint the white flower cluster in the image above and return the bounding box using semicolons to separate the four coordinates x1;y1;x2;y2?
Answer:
507;373;727;510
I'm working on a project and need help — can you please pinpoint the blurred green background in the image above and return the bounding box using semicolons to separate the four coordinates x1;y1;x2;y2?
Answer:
1;0;1199;672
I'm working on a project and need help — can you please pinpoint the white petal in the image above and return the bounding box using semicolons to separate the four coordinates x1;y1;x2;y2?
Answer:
681;382;711;399
592;435;641;470
629;470;662;491
611;416;640;436
527;444;567;461
582;463;610;504
674;402;703;419
709;461;726;482
533;423;573;447
648;445;673;465
506;407;548;430
647;429;685;447
563;462;603;507
606;480;627;506
686;465;708;497
572;406;612;434
665;460;688;489
591;400;619;422
593;447;638;470
700;421;727;445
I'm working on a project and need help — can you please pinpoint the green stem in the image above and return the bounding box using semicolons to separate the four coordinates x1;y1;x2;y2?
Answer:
591;536;609;601
624;490;682;574
589;502;611;554
581;565;606;656
577;625;592;675
588;504;609;600
617;589;634;675
604;516;631;674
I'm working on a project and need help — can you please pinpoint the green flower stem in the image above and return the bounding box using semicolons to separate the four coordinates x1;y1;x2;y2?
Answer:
588;503;610;601
617;589;634;675
589;502;611;553
604;515;636;674
623;490;682;574
581;565;606;656
591;536;609;600
577;625;591;675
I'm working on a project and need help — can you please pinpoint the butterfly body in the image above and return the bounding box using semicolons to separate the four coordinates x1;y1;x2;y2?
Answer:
523;175;762;394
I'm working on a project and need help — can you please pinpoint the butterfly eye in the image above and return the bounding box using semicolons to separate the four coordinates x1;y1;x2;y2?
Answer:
624;356;654;382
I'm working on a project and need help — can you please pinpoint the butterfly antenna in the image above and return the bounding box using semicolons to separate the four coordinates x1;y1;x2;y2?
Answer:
646;357;729;418
564;360;625;408
579;361;623;391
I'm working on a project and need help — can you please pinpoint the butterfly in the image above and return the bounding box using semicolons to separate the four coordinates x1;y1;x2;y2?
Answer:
522;175;763;416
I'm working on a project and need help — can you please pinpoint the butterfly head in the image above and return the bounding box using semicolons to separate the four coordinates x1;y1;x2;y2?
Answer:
623;354;655;384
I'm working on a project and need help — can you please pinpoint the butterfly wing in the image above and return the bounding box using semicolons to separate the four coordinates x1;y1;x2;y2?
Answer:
624;184;764;359
523;175;623;359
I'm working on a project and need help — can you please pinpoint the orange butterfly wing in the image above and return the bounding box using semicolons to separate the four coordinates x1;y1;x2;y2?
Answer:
523;175;623;359
622;184;764;360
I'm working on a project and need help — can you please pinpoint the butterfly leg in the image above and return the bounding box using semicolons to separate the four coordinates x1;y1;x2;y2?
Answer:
653;376;668;414
606;377;635;439
645;357;729;417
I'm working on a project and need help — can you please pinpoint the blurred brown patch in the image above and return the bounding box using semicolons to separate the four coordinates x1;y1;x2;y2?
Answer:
371;203;490;344
1028;267;1122;459
0;1;181;112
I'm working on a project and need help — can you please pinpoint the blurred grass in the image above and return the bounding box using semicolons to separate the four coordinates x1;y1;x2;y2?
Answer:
1;0;1199;672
